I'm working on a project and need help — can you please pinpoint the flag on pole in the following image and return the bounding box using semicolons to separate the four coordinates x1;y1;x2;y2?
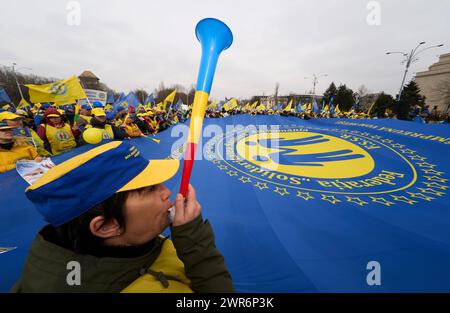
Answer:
25;76;87;105
106;92;115;104
223;98;238;111
163;90;177;110
121;92;141;111
284;99;293;112
312;98;320;113
0;88;12;103
17;98;31;110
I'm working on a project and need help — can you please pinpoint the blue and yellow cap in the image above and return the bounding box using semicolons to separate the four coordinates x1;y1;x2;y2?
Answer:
0;121;14;130
25;141;179;226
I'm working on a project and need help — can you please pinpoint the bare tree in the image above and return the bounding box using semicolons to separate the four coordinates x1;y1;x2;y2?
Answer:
356;84;370;98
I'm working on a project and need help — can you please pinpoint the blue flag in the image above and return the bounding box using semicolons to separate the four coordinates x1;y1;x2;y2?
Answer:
112;92;126;111
145;93;155;106
0;88;12;103
1;116;450;292
330;104;335;115
106;92;115;104
312;97;320;113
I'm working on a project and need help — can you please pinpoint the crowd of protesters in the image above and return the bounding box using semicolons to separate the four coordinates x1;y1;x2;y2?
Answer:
1;99;449;173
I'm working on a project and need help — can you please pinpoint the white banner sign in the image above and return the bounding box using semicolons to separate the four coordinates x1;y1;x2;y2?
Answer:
78;89;107;106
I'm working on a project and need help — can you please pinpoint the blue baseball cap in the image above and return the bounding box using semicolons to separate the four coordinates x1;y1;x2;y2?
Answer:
81;104;92;110
117;105;125;111
106;112;116;121
92;101;104;108
26;141;179;226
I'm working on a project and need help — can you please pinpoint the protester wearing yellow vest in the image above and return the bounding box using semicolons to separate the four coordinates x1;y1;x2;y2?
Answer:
12;141;234;292
0;121;42;173
82;108;126;142
37;108;79;155
0;111;51;157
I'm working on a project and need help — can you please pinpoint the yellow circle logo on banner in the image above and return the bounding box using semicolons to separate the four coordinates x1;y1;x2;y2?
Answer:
235;132;375;179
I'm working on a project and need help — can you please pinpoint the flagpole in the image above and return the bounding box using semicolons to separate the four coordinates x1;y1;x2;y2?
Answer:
11;63;32;109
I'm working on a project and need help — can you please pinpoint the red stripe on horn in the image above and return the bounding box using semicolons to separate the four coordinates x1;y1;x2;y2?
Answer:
179;142;197;196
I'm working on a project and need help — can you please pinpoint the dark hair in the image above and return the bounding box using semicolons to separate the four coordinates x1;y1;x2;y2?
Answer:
53;185;157;254
54;191;128;254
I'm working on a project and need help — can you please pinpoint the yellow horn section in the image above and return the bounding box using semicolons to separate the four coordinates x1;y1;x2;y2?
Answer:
188;90;209;144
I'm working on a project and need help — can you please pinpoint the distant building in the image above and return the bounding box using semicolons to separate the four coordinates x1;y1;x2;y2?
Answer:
259;94;323;108
78;70;106;91
415;53;450;113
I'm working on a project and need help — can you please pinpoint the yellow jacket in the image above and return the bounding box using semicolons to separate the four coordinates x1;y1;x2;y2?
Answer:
0;138;39;173
125;123;143;138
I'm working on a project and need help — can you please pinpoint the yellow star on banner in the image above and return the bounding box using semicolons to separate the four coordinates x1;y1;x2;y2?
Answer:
274;187;290;196
417;188;445;196
409;155;427;161
296;192;314;200
381;139;393;143
391;143;405;148
424;176;448;183
321;194;341;204
407;192;435;201
370;197;395;206
417;162;437;168
226;170;238;177
218;164;228;170
400;148;416;154
371;135;382;140
345;196;368;206
360;132;370;136
421;168;444;175
422;182;449;190
254;182;269;190
239;176;251;184
212;159;221;164
390;195;417;205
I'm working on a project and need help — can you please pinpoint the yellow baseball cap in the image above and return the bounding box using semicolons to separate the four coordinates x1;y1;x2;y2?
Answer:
92;108;106;117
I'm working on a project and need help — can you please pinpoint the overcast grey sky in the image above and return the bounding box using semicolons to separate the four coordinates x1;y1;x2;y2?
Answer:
1;0;449;101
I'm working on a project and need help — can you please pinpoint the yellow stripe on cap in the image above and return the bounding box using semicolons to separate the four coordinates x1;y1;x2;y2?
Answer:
187;90;209;144
118;159;180;192
27;141;122;191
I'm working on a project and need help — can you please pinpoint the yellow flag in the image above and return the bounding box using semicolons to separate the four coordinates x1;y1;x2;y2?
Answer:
17;98;31;109
164;90;176;103
223;98;238;111
256;103;266;111
367;102;376;115
322;104;330;113
284;100;293;112
241;102;250;112
25;75;87;105
335;104;341;114
207;100;217;110
306;103;312;113
251;101;258;109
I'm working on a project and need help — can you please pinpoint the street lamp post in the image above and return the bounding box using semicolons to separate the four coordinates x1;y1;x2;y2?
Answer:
387;42;444;101
304;74;328;96
10;62;32;106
